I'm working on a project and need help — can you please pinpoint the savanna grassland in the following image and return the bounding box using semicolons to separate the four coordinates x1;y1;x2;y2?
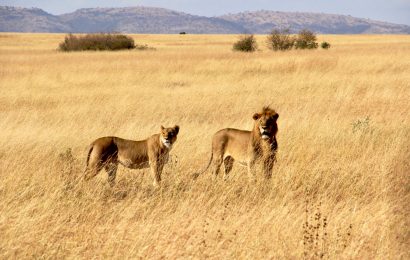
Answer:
0;33;409;259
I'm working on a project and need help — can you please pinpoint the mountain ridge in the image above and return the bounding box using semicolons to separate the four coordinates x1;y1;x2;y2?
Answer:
1;6;409;34
219;10;410;34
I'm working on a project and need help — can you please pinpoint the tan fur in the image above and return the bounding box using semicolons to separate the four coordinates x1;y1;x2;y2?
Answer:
194;107;278;180
84;125;179;187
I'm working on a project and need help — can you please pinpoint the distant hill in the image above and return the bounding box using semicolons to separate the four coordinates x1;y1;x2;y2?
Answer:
1;6;409;34
59;7;243;34
219;10;410;34
0;6;70;32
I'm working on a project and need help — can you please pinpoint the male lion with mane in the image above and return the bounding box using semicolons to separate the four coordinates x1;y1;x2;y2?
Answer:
84;125;179;187
194;107;278;180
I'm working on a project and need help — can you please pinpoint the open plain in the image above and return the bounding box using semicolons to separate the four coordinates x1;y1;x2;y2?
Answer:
0;33;409;258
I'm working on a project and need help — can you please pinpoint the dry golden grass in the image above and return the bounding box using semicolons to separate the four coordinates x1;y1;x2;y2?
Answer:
0;33;409;259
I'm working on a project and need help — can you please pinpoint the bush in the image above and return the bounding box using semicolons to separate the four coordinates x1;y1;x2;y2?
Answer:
59;33;136;52
135;44;156;51
321;41;331;49
266;28;295;51
294;29;318;49
233;34;257;52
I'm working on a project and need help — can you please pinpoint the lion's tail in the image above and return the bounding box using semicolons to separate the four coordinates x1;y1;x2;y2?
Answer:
83;144;95;180
192;151;213;180
85;144;94;168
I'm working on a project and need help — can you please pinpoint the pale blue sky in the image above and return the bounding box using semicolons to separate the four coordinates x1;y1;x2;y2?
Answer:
1;0;409;25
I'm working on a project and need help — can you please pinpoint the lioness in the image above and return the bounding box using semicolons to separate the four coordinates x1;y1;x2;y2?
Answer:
84;125;179;187
194;107;278;180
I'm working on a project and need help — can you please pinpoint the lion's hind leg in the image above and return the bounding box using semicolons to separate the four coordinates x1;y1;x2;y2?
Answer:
84;161;103;181
212;153;224;180
84;145;105;181
105;163;118;187
223;156;234;181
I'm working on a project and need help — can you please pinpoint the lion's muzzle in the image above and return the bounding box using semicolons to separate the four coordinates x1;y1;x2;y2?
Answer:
161;136;172;149
259;126;270;139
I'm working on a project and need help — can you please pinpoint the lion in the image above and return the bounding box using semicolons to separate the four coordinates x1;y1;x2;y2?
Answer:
84;125;179;187
194;107;278;180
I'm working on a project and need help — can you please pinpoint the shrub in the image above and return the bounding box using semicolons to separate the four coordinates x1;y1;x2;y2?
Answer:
266;28;295;51
352;116;372;134
59;33;136;52
233;34;257;52
295;29;318;49
58;148;76;175
321;41;331;49
135;44;156;51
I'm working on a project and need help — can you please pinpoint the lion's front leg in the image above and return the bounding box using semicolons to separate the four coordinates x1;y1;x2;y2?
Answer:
149;159;163;187
263;156;275;179
164;153;170;164
247;158;256;182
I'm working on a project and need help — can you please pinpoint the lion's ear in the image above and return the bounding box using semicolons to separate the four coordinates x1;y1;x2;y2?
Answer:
174;125;180;135
253;113;261;120
273;113;279;120
160;125;165;131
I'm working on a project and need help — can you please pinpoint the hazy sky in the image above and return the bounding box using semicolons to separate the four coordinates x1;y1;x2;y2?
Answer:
1;0;409;25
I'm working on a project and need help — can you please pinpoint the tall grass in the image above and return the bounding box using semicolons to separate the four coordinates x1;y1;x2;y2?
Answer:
0;33;409;259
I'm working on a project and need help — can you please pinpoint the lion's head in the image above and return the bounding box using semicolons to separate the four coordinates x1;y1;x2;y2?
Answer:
252;106;279;140
160;125;180;148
